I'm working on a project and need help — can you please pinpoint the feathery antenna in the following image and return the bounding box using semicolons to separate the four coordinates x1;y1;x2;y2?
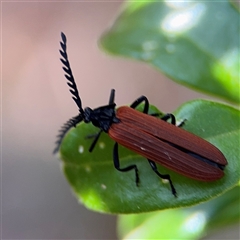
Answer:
53;114;83;154
59;32;85;116
54;33;85;153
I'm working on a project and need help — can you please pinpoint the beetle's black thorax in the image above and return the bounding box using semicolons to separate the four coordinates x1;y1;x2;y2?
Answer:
83;103;120;132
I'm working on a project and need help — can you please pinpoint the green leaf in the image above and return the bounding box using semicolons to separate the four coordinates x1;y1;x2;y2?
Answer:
100;1;240;103
59;100;239;213
118;186;240;239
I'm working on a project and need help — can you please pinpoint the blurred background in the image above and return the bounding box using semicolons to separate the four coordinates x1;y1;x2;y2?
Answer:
2;1;237;239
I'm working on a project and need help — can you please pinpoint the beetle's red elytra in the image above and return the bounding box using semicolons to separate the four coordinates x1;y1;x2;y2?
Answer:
109;106;227;181
54;32;227;197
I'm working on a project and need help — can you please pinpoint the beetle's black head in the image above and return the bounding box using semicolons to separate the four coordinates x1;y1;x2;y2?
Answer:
84;104;120;132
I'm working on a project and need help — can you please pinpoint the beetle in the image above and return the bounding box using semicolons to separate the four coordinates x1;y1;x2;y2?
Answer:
54;32;227;197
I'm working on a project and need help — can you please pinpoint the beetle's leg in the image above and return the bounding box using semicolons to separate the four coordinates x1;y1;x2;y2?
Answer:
130;96;164;117
161;113;186;127
130;96;149;114
150;113;161;117
113;142;139;186
130;97;184;125
88;130;103;152
161;113;176;125
177;119;187;127
148;159;177;197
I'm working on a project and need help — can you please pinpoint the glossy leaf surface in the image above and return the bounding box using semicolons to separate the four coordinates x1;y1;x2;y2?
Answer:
100;1;240;103
118;186;240;239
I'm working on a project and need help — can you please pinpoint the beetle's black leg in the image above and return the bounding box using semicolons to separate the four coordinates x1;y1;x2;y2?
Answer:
113;142;139;186
161;113;186;127
177;119;186;127
148;159;177;197
88;130;103;152
130;96;149;114
150;113;161;117
161;113;176;125
130;96;161;117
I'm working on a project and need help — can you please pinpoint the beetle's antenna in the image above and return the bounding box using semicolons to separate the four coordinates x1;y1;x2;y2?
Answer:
53;114;83;154
109;89;115;104
60;32;85;117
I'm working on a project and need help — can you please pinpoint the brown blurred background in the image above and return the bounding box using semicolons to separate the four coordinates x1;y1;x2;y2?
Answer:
2;1;236;239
